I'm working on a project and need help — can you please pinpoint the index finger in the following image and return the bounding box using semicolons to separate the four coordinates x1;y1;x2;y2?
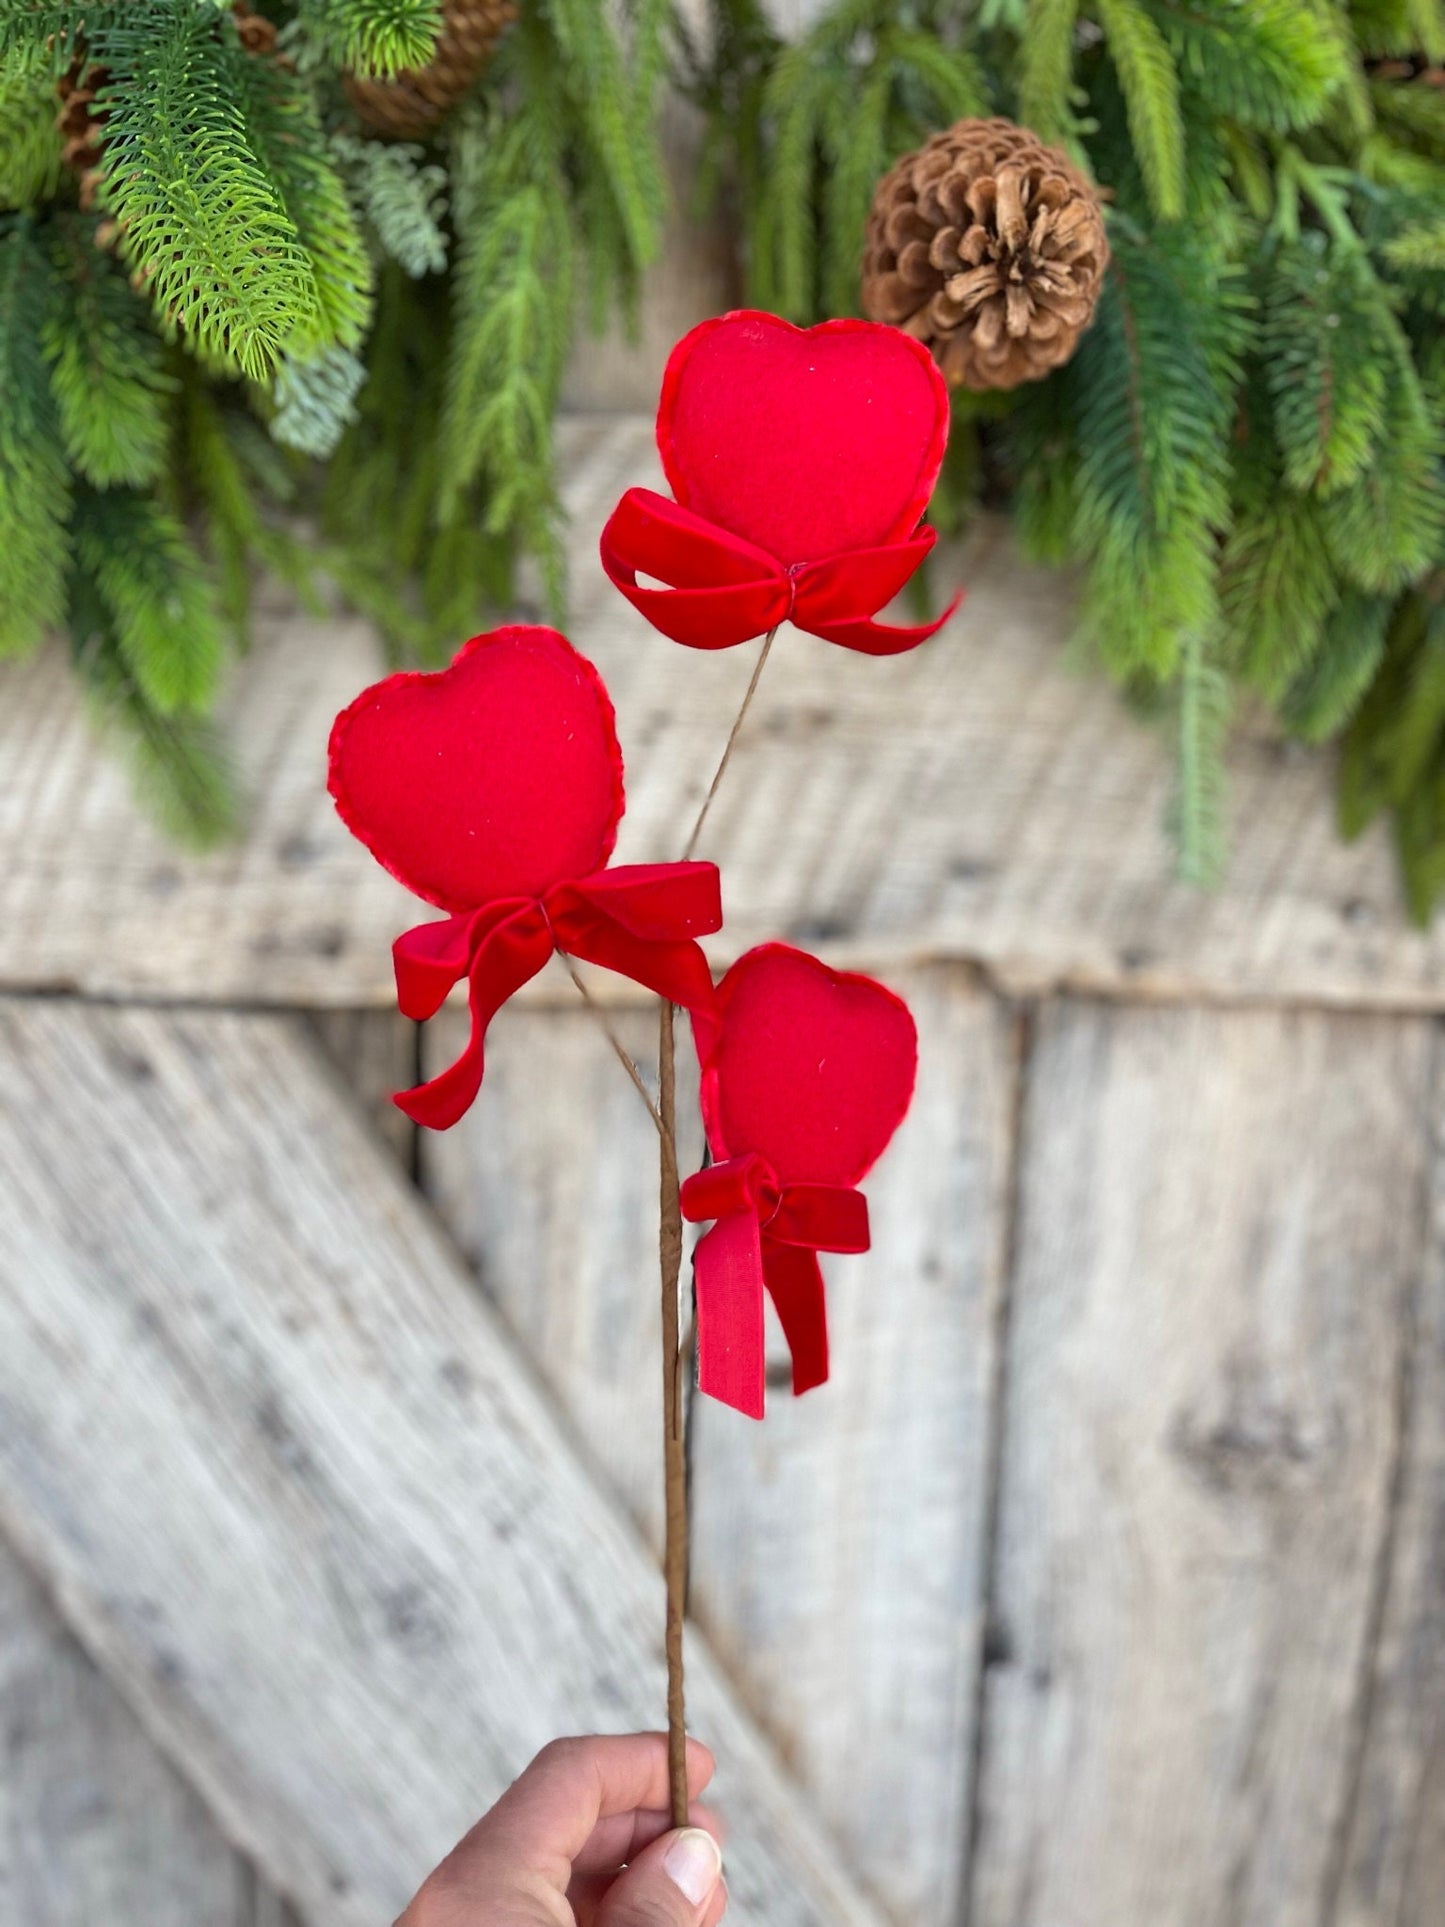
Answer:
475;1735;716;1872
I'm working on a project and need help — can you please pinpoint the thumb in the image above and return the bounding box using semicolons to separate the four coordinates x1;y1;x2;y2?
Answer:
596;1826;724;1926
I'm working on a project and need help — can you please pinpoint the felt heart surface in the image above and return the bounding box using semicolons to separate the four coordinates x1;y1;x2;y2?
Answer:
699;943;918;1187
328;625;624;913
658;311;949;567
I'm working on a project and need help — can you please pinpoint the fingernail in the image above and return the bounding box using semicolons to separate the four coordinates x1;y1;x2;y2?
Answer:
662;1827;723;1906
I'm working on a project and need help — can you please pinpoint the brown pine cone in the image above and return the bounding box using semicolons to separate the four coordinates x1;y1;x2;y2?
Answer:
345;0;517;138
862;116;1109;391
232;0;280;57
55;53;108;211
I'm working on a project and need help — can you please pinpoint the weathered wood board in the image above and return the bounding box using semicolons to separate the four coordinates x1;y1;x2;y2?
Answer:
970;1001;1435;1927
307;1008;417;1167
0;1537;285;1927
421;1000;704;1557
423;973;1016;1925
3;419;1444;1013
689;970;1017;1925
1332;1044;1445;1927
0;997;881;1927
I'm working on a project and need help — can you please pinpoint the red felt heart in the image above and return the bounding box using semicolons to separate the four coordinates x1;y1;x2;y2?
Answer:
658;310;949;568
699;943;918;1187
327;625;624;913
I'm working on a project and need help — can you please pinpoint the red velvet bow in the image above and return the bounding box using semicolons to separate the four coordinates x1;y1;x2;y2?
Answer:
328;625;725;1131
392;862;721;1130
680;1153;871;1420
600;310;961;654
600;489;959;654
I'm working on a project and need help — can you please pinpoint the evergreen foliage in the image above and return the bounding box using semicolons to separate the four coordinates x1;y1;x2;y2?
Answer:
0;0;665;832
299;0;442;76
6;0;1445;923
698;0;1445;918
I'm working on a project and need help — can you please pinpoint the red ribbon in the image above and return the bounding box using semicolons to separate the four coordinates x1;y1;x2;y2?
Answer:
680;1152;870;1419
600;488;962;655
391;862;722;1130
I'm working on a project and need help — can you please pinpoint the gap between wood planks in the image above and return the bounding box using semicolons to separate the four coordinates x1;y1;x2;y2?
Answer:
957;1000;1034;1927
17;952;1445;1024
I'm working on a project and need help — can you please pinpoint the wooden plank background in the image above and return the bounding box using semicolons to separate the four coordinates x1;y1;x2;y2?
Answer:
4;419;1445;1014
4;414;1445;1925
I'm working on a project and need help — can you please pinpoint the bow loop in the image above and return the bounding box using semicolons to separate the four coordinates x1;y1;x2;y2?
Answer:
600;486;957;656
680;1152;781;1227
768;1182;870;1254
393;905;512;1021
391;861;722;1132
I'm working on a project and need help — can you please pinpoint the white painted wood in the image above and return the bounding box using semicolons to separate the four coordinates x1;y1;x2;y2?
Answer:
421;1000;704;1557
688;970;1017;1925
0;421;1439;1012
1332;1024;1445;1927
0;1536;262;1927
0;998;881;1927
971;1002;1432;1927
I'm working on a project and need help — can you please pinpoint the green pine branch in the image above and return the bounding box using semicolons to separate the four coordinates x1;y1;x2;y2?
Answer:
441;88;571;605
95;3;321;380
1148;0;1349;131
1096;0;1186;222
69;554;238;849
331;130;448;278
1018;0;1080;139
227;30;373;355
42;215;174;488
0;211;69;653
1263;235;1391;496
296;0;443;78
70;485;225;715
0;40;61;205
1171;627;1231;884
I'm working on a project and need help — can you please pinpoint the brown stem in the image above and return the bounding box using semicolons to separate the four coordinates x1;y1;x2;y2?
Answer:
560;956;666;1138
657;626;777;1825
658;997;689;1828
682;627;778;862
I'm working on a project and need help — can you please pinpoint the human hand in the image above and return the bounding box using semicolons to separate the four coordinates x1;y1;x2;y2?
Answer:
397;1734;726;1927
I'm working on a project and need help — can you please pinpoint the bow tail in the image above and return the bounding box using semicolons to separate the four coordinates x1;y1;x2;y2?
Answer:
693;1212;767;1421
805;590;964;657
762;1241;830;1397
394;911;553;1130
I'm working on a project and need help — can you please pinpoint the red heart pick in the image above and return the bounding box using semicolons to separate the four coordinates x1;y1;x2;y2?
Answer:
327;625;624;913
698;943;918;1187
657;310;950;568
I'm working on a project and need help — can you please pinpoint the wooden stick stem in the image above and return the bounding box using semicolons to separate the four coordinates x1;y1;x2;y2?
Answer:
661;627;779;1826
658;997;690;1827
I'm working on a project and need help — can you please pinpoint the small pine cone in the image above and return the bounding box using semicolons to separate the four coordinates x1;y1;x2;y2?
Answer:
345;0;517;138
862;116;1109;392
55;54;109;212
232;0;279;58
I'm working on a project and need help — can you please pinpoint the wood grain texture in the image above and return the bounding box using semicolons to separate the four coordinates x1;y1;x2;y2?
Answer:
688;970;1017;1925
2;420;1442;1011
970;1001;1433;1927
307;1008;417;1165
421;1000;704;1557
1331;1037;1445;1927
0;1536;269;1927
0;997;881;1927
